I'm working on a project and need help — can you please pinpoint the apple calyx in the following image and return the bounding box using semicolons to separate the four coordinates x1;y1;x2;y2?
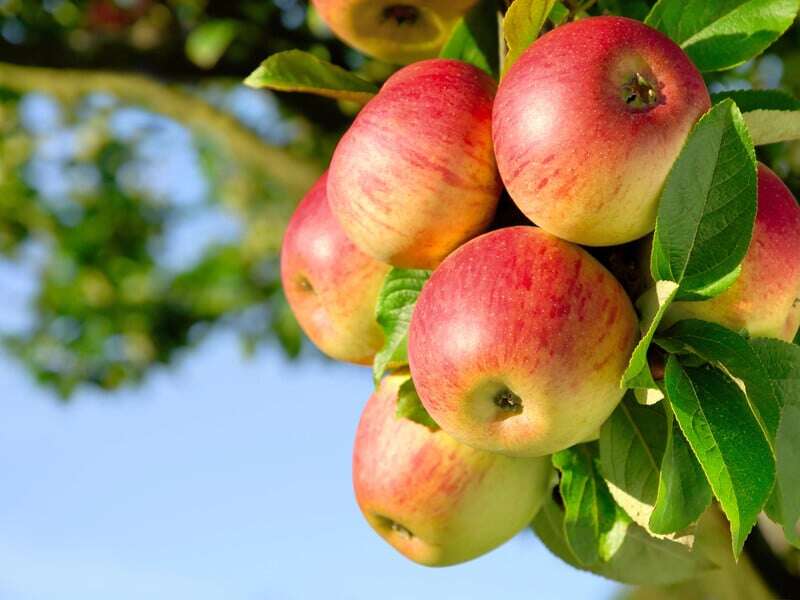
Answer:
376;514;414;540
382;5;420;26
493;388;523;416
621;72;660;111
297;275;314;294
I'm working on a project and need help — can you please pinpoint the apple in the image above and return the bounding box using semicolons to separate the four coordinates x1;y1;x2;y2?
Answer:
353;373;552;566
493;16;711;247
408;226;639;458
663;163;800;341
281;173;391;364
328;58;502;269
310;0;477;65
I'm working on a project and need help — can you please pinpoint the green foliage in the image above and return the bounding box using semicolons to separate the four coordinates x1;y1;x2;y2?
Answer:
649;410;712;534
713;89;800;145
664;357;775;557
395;376;439;430
186;19;239;69
532;490;714;585
245;50;379;103
439;0;501;77
552;443;630;565
372;269;431;384
502;0;557;72
622;281;678;392
645;0;800;72
651;100;757;299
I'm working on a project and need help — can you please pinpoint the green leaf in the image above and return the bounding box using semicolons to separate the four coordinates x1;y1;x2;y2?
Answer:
598;0;652;19
503;0;557;72
599;395;667;510
186;19;238;69
750;338;800;547
645;0;800;72
713;89;800;145
664;357;775;557
548;2;570;25
650;100;757;299
439;0;500;78
372;268;431;384
622;280;679;392
552;443;630;566
532;493;716;585
656;320;782;439
244;50;379;103
649;408;713;534
395;376;439;430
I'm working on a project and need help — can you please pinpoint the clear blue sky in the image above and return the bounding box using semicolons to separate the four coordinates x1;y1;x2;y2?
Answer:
0;334;622;600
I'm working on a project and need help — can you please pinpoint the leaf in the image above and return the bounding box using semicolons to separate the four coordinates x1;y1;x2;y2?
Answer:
532;493;716;585
650;100;757;299
439;0;500;78
599;394;667;510
372;268;431;384
645;0;800;72
649;408;713;534
552;443;629;566
244;50;378;103
656;320;782;439
395;376;439;430
186;19;239;69
622;280;679;391
502;0;556;72
548;2;570;25
713;89;800;145
664;357;775;557
750;338;800;547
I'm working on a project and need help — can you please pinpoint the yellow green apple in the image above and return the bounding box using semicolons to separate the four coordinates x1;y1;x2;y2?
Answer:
408;226;639;457
311;0;477;64
353;373;552;566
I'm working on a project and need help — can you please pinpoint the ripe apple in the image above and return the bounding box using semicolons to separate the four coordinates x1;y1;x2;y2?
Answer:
493;16;711;247
310;0;477;64
328;59;502;269
663;163;800;341
281;173;390;364
408;226;639;458
353;373;552;566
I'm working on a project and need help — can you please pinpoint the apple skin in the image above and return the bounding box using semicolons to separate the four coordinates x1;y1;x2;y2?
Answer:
353;373;552;566
493;16;711;247
311;0;477;64
328;59;502;269
408;226;639;458
663;164;800;341
281;173;390;364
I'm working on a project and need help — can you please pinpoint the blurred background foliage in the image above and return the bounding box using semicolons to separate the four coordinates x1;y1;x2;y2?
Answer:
0;0;799;397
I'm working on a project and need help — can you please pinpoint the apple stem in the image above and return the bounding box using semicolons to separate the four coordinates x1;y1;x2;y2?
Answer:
382;5;420;26
622;73;660;111
493;388;523;414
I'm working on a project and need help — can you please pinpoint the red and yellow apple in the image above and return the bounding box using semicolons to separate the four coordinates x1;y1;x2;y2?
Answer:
328;59;502;269
663;163;800;341
311;0;477;64
493;16;711;246
408;226;639;457
281;173;390;364
353;373;552;566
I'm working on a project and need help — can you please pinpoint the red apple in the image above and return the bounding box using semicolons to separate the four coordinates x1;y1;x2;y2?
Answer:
664;163;800;341
311;0;477;64
493;16;711;246
328;59;502;269
353;373;552;566
408;226;639;457
281;173;390;364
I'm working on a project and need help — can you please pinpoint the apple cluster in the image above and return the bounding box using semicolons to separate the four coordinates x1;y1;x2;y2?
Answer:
281;12;800;567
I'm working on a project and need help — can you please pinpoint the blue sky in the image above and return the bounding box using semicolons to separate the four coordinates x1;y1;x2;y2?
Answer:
0;333;622;600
